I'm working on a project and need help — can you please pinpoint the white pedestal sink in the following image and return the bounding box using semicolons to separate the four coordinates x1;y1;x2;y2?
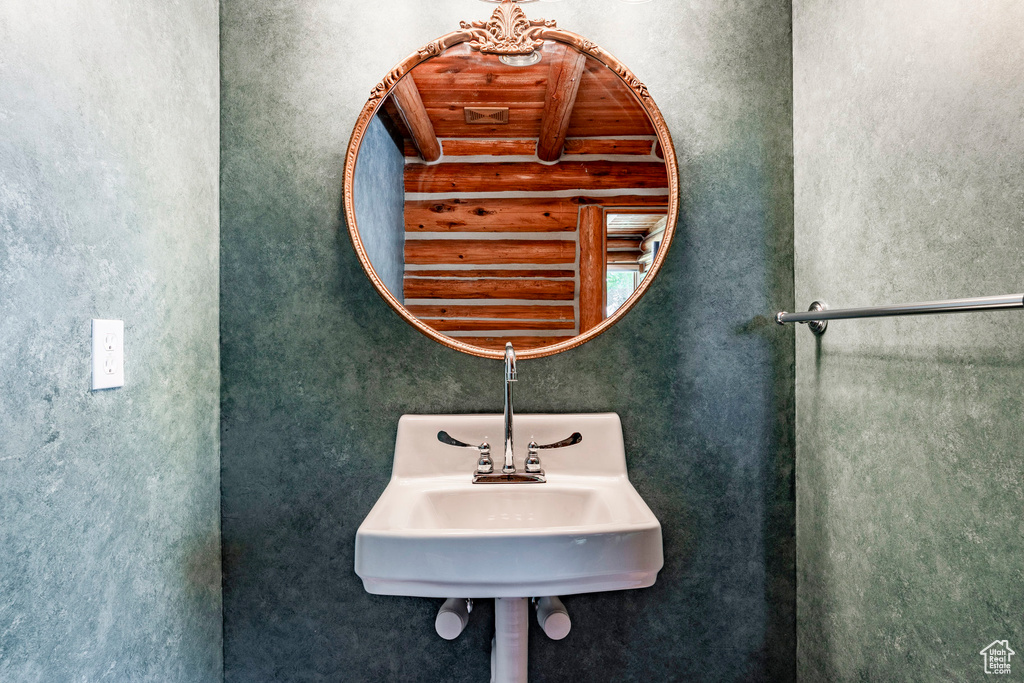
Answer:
354;413;663;681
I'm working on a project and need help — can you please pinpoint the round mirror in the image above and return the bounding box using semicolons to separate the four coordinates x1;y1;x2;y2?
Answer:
343;0;679;359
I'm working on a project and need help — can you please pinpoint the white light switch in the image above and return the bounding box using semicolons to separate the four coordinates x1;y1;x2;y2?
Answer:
92;319;124;390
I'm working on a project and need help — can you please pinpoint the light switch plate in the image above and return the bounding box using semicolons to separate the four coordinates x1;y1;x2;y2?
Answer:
91;319;124;390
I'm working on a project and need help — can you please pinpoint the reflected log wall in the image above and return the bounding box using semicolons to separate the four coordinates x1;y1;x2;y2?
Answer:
403;140;668;350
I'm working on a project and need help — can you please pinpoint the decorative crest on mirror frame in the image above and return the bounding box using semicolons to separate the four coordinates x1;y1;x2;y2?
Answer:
459;0;557;55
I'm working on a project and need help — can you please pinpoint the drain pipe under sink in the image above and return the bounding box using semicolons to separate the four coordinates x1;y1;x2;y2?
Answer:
491;598;528;683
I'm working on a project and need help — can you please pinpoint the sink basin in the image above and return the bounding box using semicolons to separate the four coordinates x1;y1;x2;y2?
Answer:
355;413;663;598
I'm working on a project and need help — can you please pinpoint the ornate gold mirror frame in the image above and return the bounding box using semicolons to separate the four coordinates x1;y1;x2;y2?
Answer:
342;0;680;360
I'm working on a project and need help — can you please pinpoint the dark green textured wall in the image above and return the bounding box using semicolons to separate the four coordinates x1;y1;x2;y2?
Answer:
220;1;794;680
794;1;1024;679
0;1;221;681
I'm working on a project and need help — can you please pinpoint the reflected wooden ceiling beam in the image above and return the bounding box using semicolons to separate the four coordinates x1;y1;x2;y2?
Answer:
536;44;587;162
392;73;441;162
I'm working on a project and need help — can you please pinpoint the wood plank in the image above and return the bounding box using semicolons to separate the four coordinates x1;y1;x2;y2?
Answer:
405;161;669;194
562;100;654;113
563;138;655;156
566;117;656;137
604;206;670;215
439;139;539;156
606;213;666;236
426;319;575;332
425;103;545;118
573;89;649;105
414;83;548;104
392;73;441;162
424;117;655;139
404;278;574;300
606;237;643;251
537;44;587;161
451;335;576;351
411;45;548;79
607;252;641;264
575;195;670;208
405;239;575;264
605;226;650;237
429;124;542;139
579;206;606;333
575;63;648;100
406;269;574;278
405;198;579;232
418;88;548;105
407;304;575;321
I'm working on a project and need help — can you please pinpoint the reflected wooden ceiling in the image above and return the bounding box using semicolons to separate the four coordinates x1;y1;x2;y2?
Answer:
385;42;657;157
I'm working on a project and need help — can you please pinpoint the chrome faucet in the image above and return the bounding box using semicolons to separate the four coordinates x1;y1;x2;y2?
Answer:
435;341;583;483
502;342;517;474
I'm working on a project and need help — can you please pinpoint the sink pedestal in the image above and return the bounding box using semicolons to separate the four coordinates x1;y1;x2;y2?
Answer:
491;598;528;683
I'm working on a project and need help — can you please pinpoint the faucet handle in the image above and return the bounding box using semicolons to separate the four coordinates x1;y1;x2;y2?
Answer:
525;441;543;474
437;431;480;448
477;444;493;474
437;431;493;474
533;432;582;450
524;433;580;475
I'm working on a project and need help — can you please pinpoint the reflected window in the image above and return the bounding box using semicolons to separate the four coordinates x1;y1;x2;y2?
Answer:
607;270;640;316
604;211;666;317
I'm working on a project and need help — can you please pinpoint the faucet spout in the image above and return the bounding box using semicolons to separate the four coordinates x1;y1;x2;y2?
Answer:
502;342;517;474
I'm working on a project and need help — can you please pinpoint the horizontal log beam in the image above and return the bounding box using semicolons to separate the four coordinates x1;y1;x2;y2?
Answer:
404;278;575;300
405;161;668;194
602;206;670;213
449;335;576;351
405;239;576;265
412;138;656;158
426;319;575;332
562;138;655;156
406;197;580;232
441;139;540;157
607;237;643;251
406;269;574;278
607;252;642;264
577;196;669;206
407;304;575;321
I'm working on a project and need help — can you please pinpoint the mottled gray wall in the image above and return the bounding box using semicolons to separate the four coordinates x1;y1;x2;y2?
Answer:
794;1;1024;680
0;2;221;681
353;114;406;302
221;1;793;681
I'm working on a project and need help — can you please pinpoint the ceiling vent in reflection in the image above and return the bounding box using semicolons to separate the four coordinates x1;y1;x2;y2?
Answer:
464;107;509;124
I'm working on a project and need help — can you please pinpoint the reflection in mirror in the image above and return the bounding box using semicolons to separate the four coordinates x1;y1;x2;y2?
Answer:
351;37;671;353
